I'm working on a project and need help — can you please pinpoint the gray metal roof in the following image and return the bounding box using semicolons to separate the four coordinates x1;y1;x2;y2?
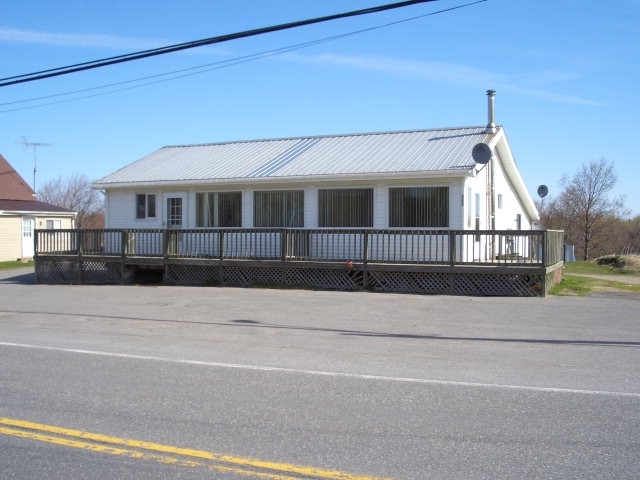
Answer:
94;126;494;188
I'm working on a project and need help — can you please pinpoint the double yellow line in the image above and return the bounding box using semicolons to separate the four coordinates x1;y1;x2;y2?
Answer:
0;417;394;480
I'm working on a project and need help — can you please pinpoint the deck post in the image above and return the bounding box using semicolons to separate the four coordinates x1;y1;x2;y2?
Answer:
362;230;369;288
280;229;287;283
218;230;225;286
448;231;456;294
33;230;39;283
541;230;548;293
120;231;128;284
77;229;83;285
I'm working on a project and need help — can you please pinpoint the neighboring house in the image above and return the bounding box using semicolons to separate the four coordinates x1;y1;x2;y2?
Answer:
0;154;76;261
93;109;538;237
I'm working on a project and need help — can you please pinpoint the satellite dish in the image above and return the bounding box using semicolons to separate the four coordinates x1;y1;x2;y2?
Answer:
472;143;492;165
537;185;549;198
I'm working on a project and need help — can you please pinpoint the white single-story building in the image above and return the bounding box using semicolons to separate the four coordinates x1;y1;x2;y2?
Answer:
94;109;538;239
36;93;565;295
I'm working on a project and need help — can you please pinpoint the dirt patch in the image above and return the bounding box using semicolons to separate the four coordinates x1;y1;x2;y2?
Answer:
595;255;640;274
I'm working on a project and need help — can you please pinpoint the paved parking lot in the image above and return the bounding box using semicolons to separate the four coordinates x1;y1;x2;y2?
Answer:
2;265;639;394
1;266;639;479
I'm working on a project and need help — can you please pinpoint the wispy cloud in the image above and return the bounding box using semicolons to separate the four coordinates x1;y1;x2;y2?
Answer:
283;52;606;106
0;27;164;50
0;27;227;55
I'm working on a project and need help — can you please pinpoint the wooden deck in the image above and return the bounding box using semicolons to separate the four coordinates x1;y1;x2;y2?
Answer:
34;228;564;296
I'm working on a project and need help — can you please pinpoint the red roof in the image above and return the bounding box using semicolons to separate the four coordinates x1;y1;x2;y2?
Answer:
0;154;74;214
0;153;36;201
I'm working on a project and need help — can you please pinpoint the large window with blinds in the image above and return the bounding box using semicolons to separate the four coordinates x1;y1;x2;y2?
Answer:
254;190;304;227
196;192;242;227
318;188;373;227
389;186;449;228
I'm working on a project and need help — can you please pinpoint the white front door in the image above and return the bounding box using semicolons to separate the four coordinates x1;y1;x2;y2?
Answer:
21;217;35;258
164;194;186;256
164;193;186;229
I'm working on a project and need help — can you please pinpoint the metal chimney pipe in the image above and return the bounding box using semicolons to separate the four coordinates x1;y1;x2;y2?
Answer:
486;89;496;133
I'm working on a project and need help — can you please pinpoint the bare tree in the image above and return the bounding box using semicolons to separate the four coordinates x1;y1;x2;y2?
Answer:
38;174;104;228
547;159;626;260
615;215;640;255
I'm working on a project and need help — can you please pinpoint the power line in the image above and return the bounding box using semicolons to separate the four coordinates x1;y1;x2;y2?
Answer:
0;0;438;88
0;0;486;113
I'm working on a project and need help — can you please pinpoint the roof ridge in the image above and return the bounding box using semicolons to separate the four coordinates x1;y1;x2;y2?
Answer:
162;125;490;149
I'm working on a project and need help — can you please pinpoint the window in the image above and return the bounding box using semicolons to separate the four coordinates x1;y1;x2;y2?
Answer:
389;187;449;228
45;219;62;229
254;190;304;227
319;188;373;227
196;192;242;227
136;194;156;219
497;194;503;209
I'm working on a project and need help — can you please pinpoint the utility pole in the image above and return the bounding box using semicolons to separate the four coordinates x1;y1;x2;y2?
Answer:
17;137;54;194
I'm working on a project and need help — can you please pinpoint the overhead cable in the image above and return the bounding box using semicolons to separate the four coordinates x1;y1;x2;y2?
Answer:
0;0;438;88
0;0;488;113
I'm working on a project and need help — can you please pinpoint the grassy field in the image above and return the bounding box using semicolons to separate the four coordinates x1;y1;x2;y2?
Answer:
551;255;640;296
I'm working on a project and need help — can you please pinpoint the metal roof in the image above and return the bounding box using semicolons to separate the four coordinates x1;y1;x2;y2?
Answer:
94;126;494;188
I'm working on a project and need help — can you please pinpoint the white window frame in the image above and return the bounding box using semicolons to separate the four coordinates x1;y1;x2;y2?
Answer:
136;193;157;219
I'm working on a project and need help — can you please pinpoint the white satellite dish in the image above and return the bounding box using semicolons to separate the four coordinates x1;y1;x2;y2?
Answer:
472;143;492;165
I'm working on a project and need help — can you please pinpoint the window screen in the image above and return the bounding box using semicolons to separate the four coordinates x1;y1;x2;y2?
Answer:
389;187;449;228
319;188;373;227
254;190;304;227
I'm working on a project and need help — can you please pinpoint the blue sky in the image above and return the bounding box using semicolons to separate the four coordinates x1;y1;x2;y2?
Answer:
1;0;639;215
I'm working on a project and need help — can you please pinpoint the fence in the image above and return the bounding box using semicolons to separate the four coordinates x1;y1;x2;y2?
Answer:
34;228;564;296
35;228;563;266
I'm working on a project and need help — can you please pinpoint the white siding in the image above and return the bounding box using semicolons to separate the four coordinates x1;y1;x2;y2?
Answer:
105;189;162;229
305;188;318;228
105;177;468;231
373;185;387;229
491;152;533;230
448;181;464;229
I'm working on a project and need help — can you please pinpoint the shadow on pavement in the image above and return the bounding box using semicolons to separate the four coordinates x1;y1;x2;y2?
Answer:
0;268;35;285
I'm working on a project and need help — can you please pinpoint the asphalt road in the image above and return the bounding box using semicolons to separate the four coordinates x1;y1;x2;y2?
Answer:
1;267;639;479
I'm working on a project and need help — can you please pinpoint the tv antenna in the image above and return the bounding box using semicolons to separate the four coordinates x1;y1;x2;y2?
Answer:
17;137;54;192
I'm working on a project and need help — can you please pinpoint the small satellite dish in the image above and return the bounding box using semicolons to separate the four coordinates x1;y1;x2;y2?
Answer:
472;143;492;165
537;185;549;198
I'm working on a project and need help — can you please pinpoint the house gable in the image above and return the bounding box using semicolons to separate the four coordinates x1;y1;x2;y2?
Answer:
0;154;36;201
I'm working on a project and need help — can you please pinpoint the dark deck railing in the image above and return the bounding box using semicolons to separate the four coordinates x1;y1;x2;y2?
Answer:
35;228;564;268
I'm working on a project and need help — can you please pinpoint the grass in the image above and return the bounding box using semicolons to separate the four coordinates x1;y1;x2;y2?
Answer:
550;255;640;296
0;260;34;270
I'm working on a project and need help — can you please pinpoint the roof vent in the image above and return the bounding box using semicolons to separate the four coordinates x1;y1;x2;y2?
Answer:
486;89;497;133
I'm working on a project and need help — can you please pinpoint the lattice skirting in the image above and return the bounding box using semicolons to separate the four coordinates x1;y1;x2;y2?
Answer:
36;258;121;285
366;270;544;296
164;264;544;296
164;264;361;291
36;258;549;296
